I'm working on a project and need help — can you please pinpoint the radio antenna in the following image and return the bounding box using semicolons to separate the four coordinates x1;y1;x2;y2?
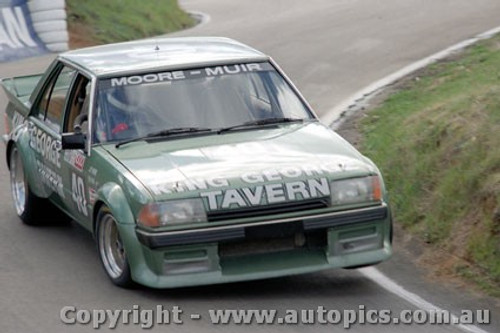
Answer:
154;39;160;62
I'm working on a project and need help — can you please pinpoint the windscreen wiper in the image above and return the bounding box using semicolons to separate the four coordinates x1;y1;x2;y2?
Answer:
115;127;213;148
217;117;306;134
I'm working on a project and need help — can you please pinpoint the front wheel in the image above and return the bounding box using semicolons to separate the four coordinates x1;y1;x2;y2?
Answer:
96;206;133;288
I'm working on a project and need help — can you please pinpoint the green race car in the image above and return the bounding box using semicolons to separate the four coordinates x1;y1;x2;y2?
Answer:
1;37;392;288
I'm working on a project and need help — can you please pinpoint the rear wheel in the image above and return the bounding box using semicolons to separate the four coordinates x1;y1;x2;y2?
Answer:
10;146;28;218
9;145;70;225
96;206;133;288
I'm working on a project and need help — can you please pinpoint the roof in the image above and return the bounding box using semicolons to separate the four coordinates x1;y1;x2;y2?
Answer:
60;37;269;77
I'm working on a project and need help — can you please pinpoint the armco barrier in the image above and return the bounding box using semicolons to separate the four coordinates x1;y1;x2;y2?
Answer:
28;0;68;52
0;0;48;62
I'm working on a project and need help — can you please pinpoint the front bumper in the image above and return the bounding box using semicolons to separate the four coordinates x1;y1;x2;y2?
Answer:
136;205;388;248
120;204;392;288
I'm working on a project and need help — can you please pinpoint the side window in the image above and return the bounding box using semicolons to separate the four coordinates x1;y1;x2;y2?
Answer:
35;65;77;133
64;75;91;133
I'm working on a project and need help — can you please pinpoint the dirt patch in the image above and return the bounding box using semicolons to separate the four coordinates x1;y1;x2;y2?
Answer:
68;20;98;49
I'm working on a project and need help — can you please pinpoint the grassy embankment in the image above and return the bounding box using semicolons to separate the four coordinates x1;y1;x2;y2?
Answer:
359;36;500;295
66;0;195;47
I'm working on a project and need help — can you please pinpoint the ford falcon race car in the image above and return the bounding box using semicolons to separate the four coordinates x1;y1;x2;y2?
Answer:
1;37;392;288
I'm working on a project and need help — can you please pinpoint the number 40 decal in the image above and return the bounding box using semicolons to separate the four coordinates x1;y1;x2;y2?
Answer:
72;173;88;216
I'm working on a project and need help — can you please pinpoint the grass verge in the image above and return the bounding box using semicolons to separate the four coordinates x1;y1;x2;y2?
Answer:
359;36;500;295
66;0;195;47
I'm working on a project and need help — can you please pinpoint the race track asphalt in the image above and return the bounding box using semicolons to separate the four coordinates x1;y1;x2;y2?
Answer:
1;1;499;332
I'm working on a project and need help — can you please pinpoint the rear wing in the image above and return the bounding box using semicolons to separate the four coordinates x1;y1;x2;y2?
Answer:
1;74;43;117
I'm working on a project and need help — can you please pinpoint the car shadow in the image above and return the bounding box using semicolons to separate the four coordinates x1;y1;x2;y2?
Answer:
15;216;378;301
133;268;377;302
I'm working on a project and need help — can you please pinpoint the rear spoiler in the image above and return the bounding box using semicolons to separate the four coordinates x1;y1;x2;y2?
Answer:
0;74;43;117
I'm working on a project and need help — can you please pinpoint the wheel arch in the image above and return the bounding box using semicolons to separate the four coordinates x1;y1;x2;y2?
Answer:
6;137;47;198
92;182;136;236
92;200;105;236
6;140;14;169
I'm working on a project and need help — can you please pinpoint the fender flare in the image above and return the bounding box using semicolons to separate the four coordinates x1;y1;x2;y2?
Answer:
93;182;136;235
93;183;154;284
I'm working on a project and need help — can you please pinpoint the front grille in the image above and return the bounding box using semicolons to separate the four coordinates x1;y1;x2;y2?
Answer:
207;198;329;222
219;228;327;258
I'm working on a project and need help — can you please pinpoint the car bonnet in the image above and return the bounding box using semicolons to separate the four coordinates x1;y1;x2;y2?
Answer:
102;122;376;207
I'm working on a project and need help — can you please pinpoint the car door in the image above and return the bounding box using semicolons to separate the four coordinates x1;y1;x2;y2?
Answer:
60;73;93;223
28;63;77;210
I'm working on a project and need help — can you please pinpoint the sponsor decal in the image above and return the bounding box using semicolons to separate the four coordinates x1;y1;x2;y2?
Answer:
71;173;88;216
87;166;98;187
203;63;263;77
106;63;270;88
64;150;86;171
0;0;47;62
88;187;98;205
9;110;26;141
29;122;61;168
11;110;25;129
148;164;348;211
200;178;329;210
36;159;64;198
110;71;186;87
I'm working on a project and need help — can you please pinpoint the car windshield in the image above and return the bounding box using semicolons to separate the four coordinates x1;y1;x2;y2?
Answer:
93;62;314;143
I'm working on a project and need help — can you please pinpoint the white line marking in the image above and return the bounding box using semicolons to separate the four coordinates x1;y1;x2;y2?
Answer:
323;25;500;128
187;11;211;27
359;267;490;333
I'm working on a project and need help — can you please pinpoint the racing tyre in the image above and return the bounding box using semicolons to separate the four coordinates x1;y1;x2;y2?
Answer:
9;146;69;225
31;10;67;22
96;206;133;288
38;31;69;44
33;20;67;34
28;0;65;13
45;42;69;52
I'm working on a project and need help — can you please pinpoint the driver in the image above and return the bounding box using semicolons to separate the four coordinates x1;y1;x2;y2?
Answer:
95;87;136;142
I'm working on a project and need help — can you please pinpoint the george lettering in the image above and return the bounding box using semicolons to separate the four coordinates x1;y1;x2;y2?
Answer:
29;124;61;168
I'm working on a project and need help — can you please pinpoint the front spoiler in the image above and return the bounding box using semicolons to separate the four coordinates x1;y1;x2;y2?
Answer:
136;204;388;248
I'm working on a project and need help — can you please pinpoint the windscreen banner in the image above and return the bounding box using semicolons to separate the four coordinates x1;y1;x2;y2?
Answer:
0;0;47;62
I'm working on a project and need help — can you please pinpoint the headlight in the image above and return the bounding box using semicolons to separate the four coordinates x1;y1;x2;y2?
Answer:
137;199;207;227
330;176;382;205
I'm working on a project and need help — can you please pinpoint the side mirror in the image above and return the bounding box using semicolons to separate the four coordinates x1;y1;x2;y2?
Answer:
61;132;85;150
